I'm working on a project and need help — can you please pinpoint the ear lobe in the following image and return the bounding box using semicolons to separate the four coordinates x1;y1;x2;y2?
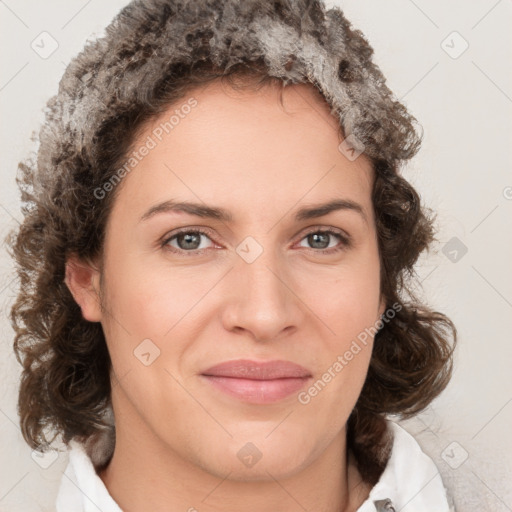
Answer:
64;254;103;322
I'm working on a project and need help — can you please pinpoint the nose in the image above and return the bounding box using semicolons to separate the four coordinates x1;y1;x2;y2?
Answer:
220;244;304;343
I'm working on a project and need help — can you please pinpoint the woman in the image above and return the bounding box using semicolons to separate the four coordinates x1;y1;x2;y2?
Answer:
7;0;457;510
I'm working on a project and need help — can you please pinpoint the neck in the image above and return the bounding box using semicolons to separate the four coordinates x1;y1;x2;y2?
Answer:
98;394;371;512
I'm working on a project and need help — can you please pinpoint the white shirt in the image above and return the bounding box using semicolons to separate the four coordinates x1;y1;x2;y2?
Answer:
56;420;454;511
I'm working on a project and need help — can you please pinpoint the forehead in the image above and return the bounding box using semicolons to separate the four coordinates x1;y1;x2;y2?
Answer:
110;80;375;226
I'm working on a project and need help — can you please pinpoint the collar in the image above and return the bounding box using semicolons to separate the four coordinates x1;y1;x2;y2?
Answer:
359;421;454;511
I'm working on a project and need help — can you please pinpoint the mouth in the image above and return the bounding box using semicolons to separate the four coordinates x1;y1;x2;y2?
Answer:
200;359;312;404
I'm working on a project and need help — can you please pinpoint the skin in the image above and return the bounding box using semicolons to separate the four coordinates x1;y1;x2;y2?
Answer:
65;80;386;512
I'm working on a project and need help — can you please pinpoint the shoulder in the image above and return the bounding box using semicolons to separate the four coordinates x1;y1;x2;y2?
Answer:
357;420;456;512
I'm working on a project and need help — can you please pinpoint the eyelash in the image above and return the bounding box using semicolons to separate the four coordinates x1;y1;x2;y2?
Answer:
161;226;352;256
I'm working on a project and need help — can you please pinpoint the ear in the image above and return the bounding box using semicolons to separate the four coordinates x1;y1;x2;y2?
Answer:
64;253;103;322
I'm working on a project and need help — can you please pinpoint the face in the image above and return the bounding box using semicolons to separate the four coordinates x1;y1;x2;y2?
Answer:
68;80;385;481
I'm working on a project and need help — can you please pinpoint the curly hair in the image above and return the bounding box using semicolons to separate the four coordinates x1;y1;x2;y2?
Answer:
6;0;456;485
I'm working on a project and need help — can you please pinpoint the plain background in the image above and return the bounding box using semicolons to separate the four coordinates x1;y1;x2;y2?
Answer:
1;1;511;510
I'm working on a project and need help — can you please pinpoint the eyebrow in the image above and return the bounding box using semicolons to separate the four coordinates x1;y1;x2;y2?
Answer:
139;198;368;225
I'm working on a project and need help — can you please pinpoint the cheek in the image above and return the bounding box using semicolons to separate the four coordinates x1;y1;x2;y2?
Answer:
295;249;381;404
102;251;203;335
100;255;219;383
299;254;382;341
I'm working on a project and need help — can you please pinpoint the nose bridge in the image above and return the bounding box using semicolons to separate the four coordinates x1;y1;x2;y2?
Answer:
237;235;288;305
242;248;283;299
222;235;301;339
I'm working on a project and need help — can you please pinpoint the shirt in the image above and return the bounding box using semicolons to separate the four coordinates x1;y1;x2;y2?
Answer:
56;420;454;511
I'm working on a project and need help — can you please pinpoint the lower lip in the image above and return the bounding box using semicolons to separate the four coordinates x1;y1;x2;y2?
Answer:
201;375;311;404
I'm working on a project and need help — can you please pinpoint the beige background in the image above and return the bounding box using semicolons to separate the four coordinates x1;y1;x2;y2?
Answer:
1;0;511;510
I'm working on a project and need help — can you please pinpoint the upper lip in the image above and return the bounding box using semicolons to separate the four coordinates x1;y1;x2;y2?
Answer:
201;359;312;380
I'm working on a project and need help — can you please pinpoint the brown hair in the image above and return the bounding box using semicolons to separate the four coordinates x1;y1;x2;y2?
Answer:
6;0;456;485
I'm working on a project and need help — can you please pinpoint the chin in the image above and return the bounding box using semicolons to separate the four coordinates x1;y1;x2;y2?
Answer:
208;434;318;482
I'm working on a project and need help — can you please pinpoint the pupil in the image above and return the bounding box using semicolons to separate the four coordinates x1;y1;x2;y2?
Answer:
179;232;200;250
310;233;329;249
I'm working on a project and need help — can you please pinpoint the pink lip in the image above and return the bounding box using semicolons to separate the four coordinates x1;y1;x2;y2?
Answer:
200;359;312;404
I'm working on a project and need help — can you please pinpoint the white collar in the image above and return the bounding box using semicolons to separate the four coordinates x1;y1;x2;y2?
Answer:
359;421;454;511
56;420;453;512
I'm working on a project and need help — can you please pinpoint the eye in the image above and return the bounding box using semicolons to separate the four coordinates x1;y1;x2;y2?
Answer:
161;227;351;256
162;228;216;255
297;229;351;254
